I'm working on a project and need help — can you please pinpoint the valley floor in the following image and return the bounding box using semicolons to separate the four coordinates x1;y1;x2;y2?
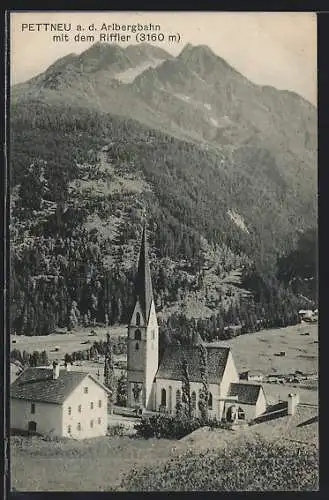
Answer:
11;402;318;492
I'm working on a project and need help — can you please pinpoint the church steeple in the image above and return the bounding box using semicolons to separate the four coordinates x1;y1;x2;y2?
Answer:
134;223;154;324
127;220;159;411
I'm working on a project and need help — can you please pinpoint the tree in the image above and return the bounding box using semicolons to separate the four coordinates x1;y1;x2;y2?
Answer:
40;350;49;366
181;357;191;418
104;334;116;412
198;344;209;422
116;372;128;407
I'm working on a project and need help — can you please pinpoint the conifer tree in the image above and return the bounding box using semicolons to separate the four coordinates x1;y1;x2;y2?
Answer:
181;357;191;418
198;343;209;422
104;334;116;413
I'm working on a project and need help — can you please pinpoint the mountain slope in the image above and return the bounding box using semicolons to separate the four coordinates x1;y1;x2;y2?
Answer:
12;43;316;210
9;43;317;335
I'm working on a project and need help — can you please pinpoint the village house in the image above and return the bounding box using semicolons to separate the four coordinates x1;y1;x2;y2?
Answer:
126;224;268;422
10;361;111;439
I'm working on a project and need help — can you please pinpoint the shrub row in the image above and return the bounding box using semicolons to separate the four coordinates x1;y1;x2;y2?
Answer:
121;438;319;491
134;414;222;440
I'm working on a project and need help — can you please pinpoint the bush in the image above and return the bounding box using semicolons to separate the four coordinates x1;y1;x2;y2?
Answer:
134;414;202;439
121;438;319;491
107;423;129;437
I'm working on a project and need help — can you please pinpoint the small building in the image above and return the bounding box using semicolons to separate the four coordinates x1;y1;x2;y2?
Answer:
10;362;111;439
239;370;264;382
224;383;267;421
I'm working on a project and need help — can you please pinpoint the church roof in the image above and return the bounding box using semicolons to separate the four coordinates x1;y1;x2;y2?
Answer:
155;345;230;384
228;382;264;405
134;224;154;323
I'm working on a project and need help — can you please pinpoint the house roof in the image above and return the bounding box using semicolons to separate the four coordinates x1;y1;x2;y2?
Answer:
10;367;110;405
246;370;263;377
134;224;154;323
155;345;230;384
228;382;264;405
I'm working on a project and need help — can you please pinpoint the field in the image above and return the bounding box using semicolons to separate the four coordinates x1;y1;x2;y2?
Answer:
11;403;318;491
11;325;127;361
11;434;178;491
213;321;318;376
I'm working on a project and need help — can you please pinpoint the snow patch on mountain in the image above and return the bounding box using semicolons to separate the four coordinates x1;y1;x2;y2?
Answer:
228;209;249;234
115;58;166;83
210;117;219;127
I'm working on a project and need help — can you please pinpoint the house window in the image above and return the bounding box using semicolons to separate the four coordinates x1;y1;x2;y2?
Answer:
90;402;94;410
161;388;167;407
31;403;35;414
68;425;71;434
134;329;141;340
77;422;81;431
98;417;101;425
68;406;72;416
136;313;141;326
208;392;213;410
98;400;102;408
191;391;197;410
135;342;139;351
84;387;88;394
176;389;181;406
90;420;94;428
151;330;155;340
78;405;82;413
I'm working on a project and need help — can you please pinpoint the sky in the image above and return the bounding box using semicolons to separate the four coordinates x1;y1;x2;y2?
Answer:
10;11;317;104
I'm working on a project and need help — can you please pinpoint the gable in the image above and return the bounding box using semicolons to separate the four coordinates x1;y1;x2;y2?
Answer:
130;300;146;326
65;374;110;405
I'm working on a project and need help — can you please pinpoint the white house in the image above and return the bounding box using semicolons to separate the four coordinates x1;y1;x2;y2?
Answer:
126;224;268;422
10;361;111;439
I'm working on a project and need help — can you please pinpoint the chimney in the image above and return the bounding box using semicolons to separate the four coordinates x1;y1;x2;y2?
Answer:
52;361;60;379
287;393;299;415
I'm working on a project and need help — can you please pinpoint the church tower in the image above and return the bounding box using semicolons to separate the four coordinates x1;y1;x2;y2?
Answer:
127;223;159;411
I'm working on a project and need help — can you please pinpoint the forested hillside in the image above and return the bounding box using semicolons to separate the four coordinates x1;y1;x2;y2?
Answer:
10;43;317;341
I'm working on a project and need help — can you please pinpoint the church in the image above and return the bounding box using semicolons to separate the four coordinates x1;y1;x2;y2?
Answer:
126;225;267;422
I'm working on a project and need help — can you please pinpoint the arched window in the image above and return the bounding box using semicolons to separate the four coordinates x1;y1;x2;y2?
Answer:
136;313;141;326
134;329;141;340
176;389;181;406
208;392;213;410
168;386;172;412
161;388;167;407
191;391;197;409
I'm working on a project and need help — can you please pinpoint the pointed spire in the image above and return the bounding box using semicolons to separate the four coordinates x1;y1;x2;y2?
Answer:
134;221;154;323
